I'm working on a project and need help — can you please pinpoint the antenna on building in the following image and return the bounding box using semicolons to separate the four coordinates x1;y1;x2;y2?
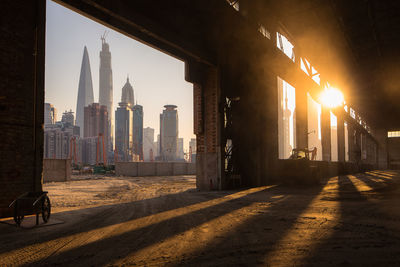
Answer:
101;30;109;44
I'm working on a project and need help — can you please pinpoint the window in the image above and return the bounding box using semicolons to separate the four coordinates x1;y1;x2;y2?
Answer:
344;104;348;112
307;93;322;160
258;25;271;39
350;108;356;119
276;32;295;62
300;58;320;85
388;131;400;138
330;112;338;161
226;0;239;11
278;77;296;159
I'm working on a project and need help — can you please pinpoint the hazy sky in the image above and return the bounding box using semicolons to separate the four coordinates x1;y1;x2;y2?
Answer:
45;0;194;150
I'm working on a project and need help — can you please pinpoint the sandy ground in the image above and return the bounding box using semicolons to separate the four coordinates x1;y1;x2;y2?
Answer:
1;171;400;266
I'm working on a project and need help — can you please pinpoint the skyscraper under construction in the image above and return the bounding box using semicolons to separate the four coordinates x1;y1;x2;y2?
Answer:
99;34;113;153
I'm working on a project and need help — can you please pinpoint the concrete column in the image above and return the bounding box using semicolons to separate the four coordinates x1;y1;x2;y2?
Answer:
375;129;388;169
186;62;222;190
321;108;331;162
337;111;345;163
295;89;308;150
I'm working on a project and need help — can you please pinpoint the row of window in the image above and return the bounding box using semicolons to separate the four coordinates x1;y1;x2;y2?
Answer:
226;0;372;135
388;131;400;138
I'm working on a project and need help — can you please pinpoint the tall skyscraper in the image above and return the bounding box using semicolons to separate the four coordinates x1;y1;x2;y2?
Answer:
99;35;113;152
115;102;133;161
132;104;144;161
44;103;57;126
160;105;178;161
76;46;94;136
121;77;134;107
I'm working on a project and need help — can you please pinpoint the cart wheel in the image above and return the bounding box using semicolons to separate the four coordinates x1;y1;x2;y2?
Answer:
41;196;51;223
13;203;24;226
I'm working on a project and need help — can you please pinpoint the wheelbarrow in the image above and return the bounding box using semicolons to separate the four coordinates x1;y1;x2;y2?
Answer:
9;191;51;226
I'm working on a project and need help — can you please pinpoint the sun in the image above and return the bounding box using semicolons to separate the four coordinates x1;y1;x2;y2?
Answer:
319;87;344;108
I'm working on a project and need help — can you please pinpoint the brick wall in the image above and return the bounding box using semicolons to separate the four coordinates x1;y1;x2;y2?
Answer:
0;0;45;218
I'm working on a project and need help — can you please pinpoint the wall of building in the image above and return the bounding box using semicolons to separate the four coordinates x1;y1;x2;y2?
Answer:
0;0;45;218
43;159;71;183
116;162;196;176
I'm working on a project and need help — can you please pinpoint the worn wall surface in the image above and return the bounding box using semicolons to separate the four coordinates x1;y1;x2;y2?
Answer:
0;0;45;218
43;159;71;183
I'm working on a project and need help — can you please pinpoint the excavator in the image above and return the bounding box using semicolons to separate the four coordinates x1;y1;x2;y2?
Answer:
284;147;320;185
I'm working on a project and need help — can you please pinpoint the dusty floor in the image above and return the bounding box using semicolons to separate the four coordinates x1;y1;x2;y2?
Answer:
1;171;400;266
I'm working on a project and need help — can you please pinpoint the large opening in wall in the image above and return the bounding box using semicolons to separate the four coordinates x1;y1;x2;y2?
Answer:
307;93;322;160
43;1;196;210
330;111;338;161
277;77;296;159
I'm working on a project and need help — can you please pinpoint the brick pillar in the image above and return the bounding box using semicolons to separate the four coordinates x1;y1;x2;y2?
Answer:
0;0;45;218
337;111;345;163
187;61;222;190
321;107;331;161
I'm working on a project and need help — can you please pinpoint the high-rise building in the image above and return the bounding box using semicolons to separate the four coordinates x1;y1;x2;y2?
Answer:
44;103;56;126
115;102;133;161
84;103;108;163
99;35;113;153
121;77;134;108
76;46;94;137
143;127;156;161
159;105;178;161
178;138;184;160
132;104;143;161
189;138;196;163
61;110;74;126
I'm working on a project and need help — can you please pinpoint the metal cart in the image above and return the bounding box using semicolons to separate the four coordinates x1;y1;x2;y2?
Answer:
9;191;51;226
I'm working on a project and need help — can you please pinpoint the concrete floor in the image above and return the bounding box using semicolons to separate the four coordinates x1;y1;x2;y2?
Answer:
1;171;400;266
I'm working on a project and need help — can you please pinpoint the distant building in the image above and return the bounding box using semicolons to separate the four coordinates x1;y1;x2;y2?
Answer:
143;127;156;161
44;103;56;125
132;104;144;161
115;102;133;162
99;35;114;153
159;105;178;161
121;77;134;108
76;46;94;136
189;138;196;163
84;103;108;164
61;110;75;126
178;138;184;160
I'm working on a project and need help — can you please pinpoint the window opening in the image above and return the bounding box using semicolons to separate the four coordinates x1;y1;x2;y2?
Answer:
307;93;322;160
278;77;296;159
226;0;239;11
330;111;338;161
258;25;271;39
344;122;349;161
276;32;295;62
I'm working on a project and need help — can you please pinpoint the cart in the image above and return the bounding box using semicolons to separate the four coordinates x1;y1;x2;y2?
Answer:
9;191;51;226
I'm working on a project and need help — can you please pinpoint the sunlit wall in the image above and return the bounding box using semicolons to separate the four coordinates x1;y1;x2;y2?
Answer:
307;93;322;160
278;77;296;159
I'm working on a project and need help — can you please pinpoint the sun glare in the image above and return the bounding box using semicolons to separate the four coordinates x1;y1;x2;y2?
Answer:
320;87;344;108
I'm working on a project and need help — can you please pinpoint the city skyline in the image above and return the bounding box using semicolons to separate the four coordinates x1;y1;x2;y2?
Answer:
45;0;195;151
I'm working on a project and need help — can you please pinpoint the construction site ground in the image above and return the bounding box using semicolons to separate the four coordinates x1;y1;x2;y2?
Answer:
1;170;400;266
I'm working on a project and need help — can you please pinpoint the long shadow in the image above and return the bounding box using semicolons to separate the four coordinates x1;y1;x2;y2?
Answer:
302;173;400;266
0;188;238;255
23;185;289;266
173;179;330;266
